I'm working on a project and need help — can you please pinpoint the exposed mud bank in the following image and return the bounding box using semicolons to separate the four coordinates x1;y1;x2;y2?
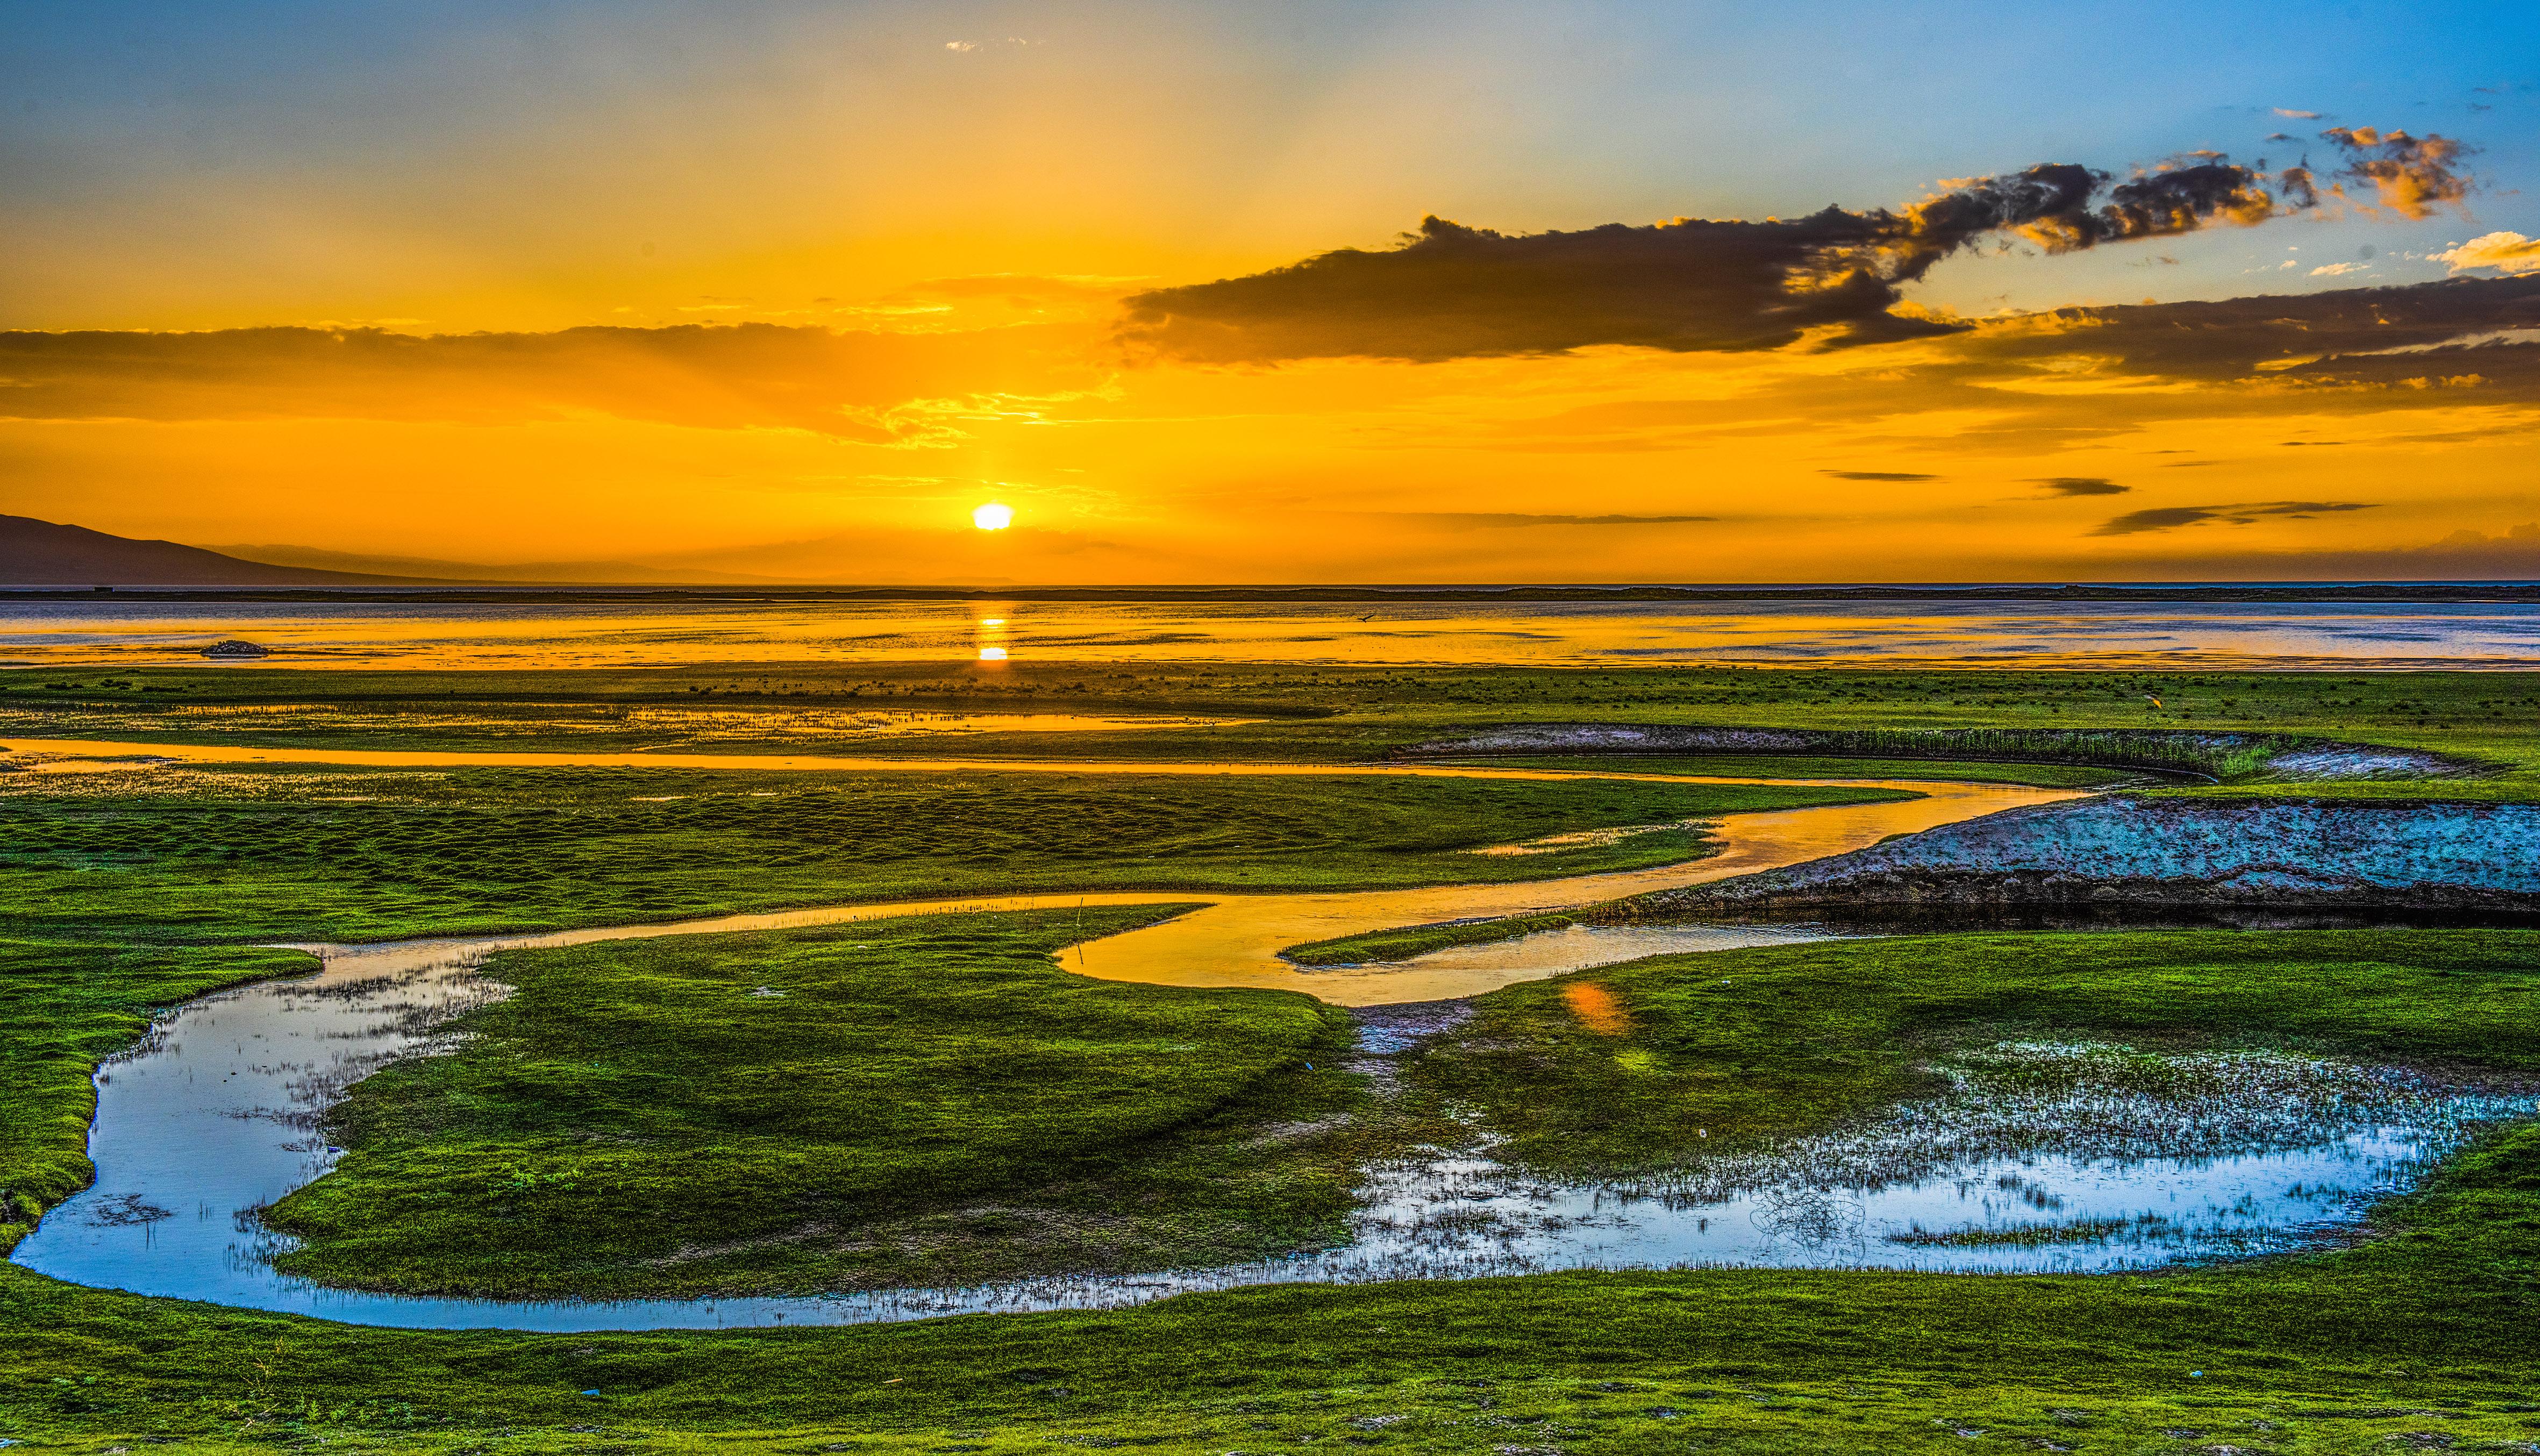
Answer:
1614;795;2540;915
1405;724;2473;782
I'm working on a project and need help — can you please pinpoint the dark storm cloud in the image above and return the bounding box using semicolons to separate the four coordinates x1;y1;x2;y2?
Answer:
1121;151;2315;363
1822;470;1940;481
2090;501;2379;536
2037;477;2130;496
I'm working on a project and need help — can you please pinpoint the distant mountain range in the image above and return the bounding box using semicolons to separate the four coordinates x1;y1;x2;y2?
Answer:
0;516;777;586
0;515;443;586
206;543;774;585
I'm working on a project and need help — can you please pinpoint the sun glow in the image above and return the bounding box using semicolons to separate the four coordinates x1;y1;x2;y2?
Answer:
972;502;1014;531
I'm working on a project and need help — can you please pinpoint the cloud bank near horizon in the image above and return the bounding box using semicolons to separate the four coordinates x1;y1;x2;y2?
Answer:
1118;127;2472;364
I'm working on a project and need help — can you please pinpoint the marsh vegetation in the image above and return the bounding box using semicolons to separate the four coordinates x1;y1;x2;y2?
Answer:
0;763;1894;943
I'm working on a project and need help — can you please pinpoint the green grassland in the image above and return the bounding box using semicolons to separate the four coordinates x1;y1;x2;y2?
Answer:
0;767;1900;944
266;910;1394;1299
3;932;2539;1451
4;661;2536;796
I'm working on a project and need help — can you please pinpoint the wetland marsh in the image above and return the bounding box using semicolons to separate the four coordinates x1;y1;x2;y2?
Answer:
2;657;2537;1454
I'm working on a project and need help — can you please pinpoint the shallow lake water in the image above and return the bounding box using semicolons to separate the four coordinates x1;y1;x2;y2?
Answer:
6;596;2540;669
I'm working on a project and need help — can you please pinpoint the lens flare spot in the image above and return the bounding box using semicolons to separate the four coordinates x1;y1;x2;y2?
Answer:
1561;981;1634;1037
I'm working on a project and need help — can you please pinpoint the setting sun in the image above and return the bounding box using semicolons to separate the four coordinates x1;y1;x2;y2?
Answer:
972;503;1014;532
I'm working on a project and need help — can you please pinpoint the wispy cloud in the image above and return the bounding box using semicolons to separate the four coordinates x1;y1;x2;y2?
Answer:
2036;477;2129;496
0;323;1099;440
1380;512;1717;528
1822;470;1939;482
2090;501;2379;536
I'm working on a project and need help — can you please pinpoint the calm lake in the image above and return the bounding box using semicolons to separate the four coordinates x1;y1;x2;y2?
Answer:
4;594;2539;669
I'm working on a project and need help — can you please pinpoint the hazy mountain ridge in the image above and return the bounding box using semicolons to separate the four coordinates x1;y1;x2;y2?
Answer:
0;515;445;587
0;517;791;587
210;543;779;585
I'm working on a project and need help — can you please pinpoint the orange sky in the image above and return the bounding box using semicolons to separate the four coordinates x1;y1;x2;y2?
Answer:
4;3;2536;582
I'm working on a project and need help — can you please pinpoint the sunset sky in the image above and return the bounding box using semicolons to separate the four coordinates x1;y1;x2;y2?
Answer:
5;1;2537;583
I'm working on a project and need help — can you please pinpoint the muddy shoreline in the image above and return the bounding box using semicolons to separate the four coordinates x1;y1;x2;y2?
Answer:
1614;795;2540;918
1402;723;2478;782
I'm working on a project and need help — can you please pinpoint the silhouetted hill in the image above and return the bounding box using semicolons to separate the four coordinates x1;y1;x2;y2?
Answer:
0;515;452;587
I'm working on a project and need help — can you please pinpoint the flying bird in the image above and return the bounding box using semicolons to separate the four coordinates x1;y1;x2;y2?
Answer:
2144;693;2164;708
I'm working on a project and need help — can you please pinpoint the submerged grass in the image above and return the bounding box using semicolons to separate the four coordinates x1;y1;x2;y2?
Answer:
1887;1214;2154;1247
1282;911;1579;966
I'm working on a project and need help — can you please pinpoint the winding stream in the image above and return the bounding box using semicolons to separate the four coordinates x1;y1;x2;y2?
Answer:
13;761;2517;1331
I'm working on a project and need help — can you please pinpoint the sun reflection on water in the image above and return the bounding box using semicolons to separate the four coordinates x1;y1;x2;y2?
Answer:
974;610;1012;662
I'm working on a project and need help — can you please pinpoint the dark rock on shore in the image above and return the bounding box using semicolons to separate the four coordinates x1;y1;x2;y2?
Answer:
198;639;272;658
